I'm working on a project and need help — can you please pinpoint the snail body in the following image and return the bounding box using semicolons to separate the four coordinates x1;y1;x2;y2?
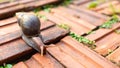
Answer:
16;12;40;37
16;12;46;56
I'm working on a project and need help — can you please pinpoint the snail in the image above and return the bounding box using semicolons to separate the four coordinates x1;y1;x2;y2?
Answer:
16;12;46;56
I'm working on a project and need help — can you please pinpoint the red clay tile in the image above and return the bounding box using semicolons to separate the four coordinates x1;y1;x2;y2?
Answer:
13;62;28;68
0;0;34;9
92;0;119;11
0;0;59;19
0;19;55;44
95;32;120;55
32;53;64;68
57;6;107;26
85;23;120;41
72;0;91;5
51;8;96;29
61;36;118;68
0;17;16;26
40;11;92;35
0;23;68;64
107;47;120;64
25;58;43;68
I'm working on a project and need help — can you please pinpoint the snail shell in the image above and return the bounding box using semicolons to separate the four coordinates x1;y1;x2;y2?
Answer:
16;12;40;37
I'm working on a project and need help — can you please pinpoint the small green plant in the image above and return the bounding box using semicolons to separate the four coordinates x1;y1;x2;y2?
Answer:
88;1;98;9
61;0;72;6
58;23;96;49
58;24;70;30
0;64;12;68
4;64;12;68
100;15;119;29
33;8;41;13
88;0;106;9
69;32;96;49
0;66;3;68
42;5;54;13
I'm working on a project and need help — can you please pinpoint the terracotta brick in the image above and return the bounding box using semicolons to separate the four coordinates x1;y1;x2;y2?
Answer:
57;6;107;26
85;23;120;41
51;8;96;30
0;0;59;19
0;17;16;26
47;44;85;68
93;0;119;11
0;23;20;36
13;62;28;68
0;0;34;9
56;41;102;68
97;4;120;15
0;20;55;44
25;58;43;68
0;24;68;64
107;47;120;64
72;0;91;5
32;53;64;68
40;11;90;35
95;32;120;55
61;36;118;68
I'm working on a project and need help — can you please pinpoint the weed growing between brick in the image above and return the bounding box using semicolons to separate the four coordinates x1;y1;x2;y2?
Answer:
69;32;96;49
100;15;120;29
58;24;96;49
